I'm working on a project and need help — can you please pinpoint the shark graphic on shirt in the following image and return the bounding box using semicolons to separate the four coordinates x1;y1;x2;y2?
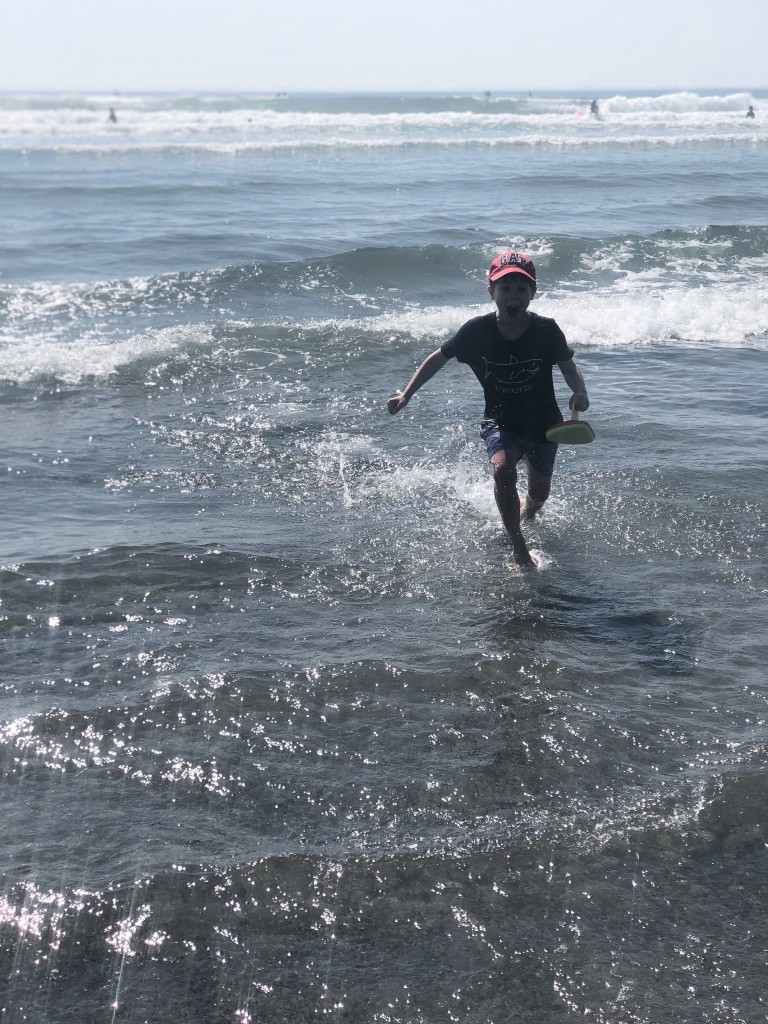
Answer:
482;355;542;388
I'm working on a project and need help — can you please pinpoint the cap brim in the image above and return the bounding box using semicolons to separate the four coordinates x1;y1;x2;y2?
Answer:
488;267;536;285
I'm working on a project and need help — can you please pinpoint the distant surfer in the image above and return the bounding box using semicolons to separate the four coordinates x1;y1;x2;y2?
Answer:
746;105;755;119
387;252;590;569
590;99;600;117
108;108;117;123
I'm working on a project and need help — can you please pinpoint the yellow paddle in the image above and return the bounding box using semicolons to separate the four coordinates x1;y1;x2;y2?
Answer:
545;407;596;444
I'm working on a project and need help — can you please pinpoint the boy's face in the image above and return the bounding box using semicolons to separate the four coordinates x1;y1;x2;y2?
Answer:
488;274;533;325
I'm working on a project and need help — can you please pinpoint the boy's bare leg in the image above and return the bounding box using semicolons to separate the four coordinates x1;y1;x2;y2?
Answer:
490;451;536;568
521;463;552;521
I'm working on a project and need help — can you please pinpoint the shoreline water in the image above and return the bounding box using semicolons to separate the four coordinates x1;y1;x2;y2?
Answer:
1;88;767;1023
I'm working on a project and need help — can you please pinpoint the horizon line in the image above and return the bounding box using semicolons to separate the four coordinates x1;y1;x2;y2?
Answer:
1;85;766;95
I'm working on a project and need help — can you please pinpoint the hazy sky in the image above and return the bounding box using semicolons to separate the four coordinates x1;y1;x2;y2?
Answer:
2;0;766;93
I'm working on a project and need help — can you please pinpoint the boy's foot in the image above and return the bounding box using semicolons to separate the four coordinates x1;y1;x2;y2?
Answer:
511;537;537;569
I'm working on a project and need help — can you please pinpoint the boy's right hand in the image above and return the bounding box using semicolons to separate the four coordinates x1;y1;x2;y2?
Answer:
387;393;409;415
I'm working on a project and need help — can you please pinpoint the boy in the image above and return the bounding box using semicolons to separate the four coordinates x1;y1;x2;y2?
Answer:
387;251;590;569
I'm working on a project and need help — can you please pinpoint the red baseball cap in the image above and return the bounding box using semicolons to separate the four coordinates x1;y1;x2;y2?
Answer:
488;251;537;291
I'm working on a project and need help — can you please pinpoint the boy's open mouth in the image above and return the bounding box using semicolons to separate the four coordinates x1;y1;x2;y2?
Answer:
507;304;520;318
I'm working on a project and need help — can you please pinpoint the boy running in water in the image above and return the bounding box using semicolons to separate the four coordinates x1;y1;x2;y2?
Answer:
387;251;590;568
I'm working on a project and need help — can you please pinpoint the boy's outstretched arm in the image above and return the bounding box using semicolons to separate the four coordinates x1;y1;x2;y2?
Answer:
557;358;590;412
387;348;448;415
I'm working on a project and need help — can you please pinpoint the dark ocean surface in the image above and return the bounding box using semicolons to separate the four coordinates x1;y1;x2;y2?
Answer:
1;88;767;1023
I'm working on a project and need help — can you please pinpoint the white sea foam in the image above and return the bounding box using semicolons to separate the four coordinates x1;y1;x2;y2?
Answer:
0;324;215;385
302;277;768;353
4;281;762;387
603;91;755;114
1;91;764;152
544;284;768;350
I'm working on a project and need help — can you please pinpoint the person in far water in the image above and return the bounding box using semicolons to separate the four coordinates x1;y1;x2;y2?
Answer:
108;108;118;123
590;98;599;117
746;105;755;118
387;252;590;569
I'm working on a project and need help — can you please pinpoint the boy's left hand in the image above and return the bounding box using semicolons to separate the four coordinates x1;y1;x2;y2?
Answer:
387;393;409;415
569;392;590;412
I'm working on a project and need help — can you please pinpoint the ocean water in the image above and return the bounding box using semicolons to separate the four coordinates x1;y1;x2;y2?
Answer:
1;88;768;1023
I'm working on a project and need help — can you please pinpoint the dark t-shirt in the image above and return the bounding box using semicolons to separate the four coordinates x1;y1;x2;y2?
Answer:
441;311;574;439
